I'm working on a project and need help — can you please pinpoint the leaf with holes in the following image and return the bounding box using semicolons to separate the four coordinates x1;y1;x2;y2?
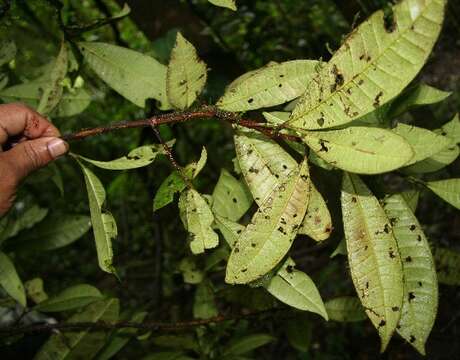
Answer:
383;194;438;355
426;178;460;209
78;42;168;108
178;189;219;254
298;184;332;241
0;251;26;306
76;160;117;275
217;60;318;111
341;173;403;352
225;159;311;284
287;0;446;130
167;32;207;110
302;127;414;174
325;296;367;322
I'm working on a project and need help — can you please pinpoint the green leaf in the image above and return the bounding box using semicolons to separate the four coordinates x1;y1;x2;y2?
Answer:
432;247;460;286
341;173;403;352
426;178;460;209
77;144;165;170
217;60;318;111
265;258;328;319
37;41;68;115
330;238;347;258
141;352;194;360
77;160;117;275
288;0;446;130
11;214;91;253
403;143;459;174
325;296;367;322
440;113;460;143
212;169;253;221
302;127;414;174
96;311;147;360
223;334;275;356
388;84;451;118
0;252;26;307
34;284;103;313
400;190;420;212
0;39;16;66
383;194;438;355
179;257;204;284
207;0;237;11
53;87;92;117
153;171;188;211
78;42;168;108
0;205;48;245
193;147;207;178
193;280;218;319
178;189;219;254
167;32;207;110
35;298;119;360
25;278;48;304
225;159;311;284
392;123;451;165
151;29;178;64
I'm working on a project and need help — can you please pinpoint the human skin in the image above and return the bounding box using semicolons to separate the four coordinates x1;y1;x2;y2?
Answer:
0;103;68;216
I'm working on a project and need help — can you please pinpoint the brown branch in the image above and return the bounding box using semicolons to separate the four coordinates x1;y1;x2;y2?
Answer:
0;308;290;337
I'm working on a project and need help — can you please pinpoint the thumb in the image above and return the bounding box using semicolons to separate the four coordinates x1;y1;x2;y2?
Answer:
2;137;68;182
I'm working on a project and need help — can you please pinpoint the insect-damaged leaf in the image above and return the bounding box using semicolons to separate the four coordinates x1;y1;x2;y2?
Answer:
178;189;219;254
341;173;403;352
207;0;237;11
392;123;451;165
302;127;414;174
35;298;119;360
211;169;253;222
235;129;331;241
383;194;438;355
76;160;117;275
225;159;311;284
325;296;367;322
167;32;207;110
288;0;446;130
0;251;26;306
217;60;318;112
78;42;168;108
426;178;460;209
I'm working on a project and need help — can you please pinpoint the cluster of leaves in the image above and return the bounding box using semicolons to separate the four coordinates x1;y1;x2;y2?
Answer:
1;0;460;358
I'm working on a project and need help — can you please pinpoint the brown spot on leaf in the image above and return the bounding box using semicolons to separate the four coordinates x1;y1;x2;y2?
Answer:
373;91;384;108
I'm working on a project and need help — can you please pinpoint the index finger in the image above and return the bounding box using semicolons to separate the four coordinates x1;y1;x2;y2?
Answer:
0;103;60;145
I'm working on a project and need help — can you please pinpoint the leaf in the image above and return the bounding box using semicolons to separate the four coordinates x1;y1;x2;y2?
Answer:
217;60;318;111
34;284;103;313
179;257;204;284
288;0;446;130
284;314;311;352
0;252;26;307
77;160;117;275
223;334;275;356
392;123;451;165
325;296;367;322
96;311;147;360
432;247;460;286
388;83;451;118
341;173;403;352
178;189;219;254
0;39;16;66
193;280;218;319
37;41;68;115
11;214;91;253
78;42;168;108
0;205;48;245
383;194;438;355
330;238;347;258
35;298;119;360
166;32;207;110
151;29;178;64
151;335;198;352
207;0;237;11
211;169;253;221
53;87;92;117
302;127;414;174
77;144;164;170
193;147;208;178
403;143;459;174
225;159;311;284
141;352;194;360
400;190;420;212
153;171;188;211
440;113;460;143
426;178;460;209
25;278;48;304
265;258;328;319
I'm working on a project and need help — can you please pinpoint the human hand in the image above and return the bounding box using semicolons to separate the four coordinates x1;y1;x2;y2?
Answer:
0;103;68;216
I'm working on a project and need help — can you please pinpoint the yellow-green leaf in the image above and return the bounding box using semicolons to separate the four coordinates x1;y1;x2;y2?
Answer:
298;185;332;241
167;32;207;110
225;159;311;284
383;194;438;355
217;60;318;111
207;0;236;11
302;127;414;174
426;178;460;209
0;251;26;306
178;189;219;254
440;113;460;143
341;173;403;352
288;0;446;130
403;144;460;174
325;296;367;322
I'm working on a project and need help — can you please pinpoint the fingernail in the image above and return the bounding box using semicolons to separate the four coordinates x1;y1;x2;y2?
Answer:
47;138;69;159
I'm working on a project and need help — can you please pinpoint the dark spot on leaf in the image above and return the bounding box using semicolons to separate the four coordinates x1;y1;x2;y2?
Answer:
234;247;240;253
365;281;369;289
241;268;247;273
237;229;242;234
317;117;325;127
378;320;386;327
390;217;397;226
358;79;364;86
351;197;357;203
417;235;422;241
405;256;412;262
409;292;415;302
319;139;329;152
418;281;423;287
409;335;416;343
264;215;270;220
179;80;187;86
392;306;399;312
233;198;237;203
248;98;254;104
293;214;298;218
373;91;384;108
286;265;294;273
251;243;256;247
331;64;344;92
278;84;282;88
301;174;309;181
409;224;416;231
249;167;259;174
364;245;368;250
389;249;395;258
383;9;397;33
279;74;284;78
383;224;391;233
